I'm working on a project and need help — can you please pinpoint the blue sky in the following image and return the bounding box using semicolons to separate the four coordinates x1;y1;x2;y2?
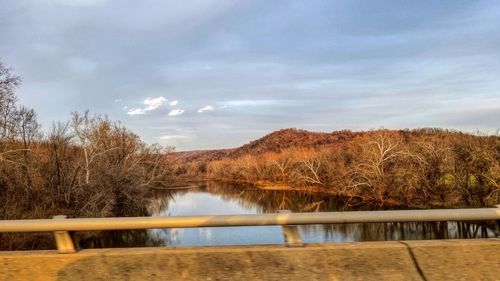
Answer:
1;0;499;150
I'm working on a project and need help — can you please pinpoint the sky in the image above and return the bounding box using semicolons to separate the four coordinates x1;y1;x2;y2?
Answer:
1;0;499;150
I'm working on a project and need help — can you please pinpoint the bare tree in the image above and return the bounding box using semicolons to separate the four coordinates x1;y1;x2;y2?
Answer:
269;152;292;183
15;106;41;190
298;150;323;185
0;61;21;141
71;111;119;184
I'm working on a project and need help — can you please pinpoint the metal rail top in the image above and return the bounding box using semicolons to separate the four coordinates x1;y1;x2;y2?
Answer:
1;207;500;233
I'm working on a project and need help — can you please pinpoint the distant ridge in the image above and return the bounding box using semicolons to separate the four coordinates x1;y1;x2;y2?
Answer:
232;128;357;156
173;127;466;163
174;128;359;162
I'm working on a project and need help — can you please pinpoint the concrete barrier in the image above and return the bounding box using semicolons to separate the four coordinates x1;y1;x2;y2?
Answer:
0;239;499;281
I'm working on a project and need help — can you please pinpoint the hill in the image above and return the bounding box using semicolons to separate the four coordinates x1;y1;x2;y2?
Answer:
174;128;359;162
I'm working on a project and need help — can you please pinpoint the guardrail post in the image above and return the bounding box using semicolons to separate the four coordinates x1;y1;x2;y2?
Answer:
52;215;76;254
495;205;500;238
279;210;304;247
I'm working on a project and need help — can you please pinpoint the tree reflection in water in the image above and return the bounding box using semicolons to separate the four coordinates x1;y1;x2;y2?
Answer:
199;182;496;242
86;182;497;248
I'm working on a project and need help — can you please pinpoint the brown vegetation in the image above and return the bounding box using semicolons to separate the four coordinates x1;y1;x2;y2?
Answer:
0;61;174;249
175;128;500;208
2;58;499;248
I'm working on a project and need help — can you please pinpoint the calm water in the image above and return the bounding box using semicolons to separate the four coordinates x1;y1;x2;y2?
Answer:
88;182;496;248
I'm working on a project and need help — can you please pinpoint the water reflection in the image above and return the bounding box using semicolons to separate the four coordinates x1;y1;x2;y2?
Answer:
148;191;283;246
142;182;496;247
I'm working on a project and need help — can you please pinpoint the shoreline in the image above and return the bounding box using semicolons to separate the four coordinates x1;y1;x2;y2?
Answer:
201;178;473;209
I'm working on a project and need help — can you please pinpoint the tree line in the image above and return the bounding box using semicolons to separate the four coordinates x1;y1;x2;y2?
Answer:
206;129;500;208
0;61;173;220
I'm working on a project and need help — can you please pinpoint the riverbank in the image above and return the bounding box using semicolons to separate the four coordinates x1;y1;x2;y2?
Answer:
200;178;477;209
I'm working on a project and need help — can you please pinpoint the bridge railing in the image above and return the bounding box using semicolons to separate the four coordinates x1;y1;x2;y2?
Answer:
1;207;499;253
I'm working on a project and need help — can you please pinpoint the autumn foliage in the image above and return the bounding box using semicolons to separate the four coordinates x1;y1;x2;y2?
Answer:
198;128;500;208
0;61;178;249
0;62;173;221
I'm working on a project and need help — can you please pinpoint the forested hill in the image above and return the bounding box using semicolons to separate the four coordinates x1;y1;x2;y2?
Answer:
174;128;460;162
193;129;500;207
172;128;499;209
174;128;357;161
232;129;357;156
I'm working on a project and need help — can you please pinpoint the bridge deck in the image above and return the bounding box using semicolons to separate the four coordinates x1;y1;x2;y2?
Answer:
1;239;499;281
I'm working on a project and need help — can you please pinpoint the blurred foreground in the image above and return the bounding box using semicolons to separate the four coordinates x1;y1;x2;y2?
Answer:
1;239;499;281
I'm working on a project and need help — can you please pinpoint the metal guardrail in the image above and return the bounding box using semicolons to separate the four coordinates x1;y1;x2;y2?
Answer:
1;207;499;253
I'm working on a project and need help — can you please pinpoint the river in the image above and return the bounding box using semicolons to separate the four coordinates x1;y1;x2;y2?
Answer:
83;181;496;248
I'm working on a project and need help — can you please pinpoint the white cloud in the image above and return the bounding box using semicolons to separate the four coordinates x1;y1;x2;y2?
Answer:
218;100;278;108
168;109;185;116
169;100;179;106
198;105;214;113
126;108;146;116
127;96;167;116
144;97;167;111
157;135;190;140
